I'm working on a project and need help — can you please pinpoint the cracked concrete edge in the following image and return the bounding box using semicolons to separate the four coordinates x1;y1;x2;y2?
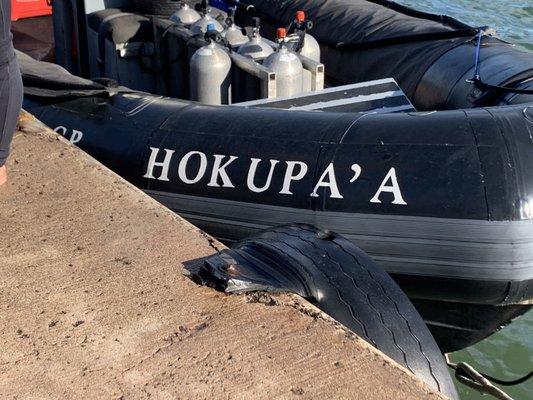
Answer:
17;109;226;255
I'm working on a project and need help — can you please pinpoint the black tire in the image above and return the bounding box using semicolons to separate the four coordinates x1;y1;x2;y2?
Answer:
196;224;458;399
132;0;182;16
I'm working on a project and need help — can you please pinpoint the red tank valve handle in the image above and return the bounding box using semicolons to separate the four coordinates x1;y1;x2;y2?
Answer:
295;11;306;23
294;10;313;31
276;27;287;46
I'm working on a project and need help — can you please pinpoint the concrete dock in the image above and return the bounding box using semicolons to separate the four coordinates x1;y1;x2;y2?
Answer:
0;113;445;399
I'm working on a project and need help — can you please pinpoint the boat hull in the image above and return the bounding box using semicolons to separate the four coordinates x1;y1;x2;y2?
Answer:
25;95;533;346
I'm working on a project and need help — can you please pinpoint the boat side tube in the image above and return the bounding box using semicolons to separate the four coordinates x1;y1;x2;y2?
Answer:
24;92;533;306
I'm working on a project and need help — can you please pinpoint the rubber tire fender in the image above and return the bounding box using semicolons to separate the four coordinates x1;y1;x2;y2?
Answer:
199;224;459;399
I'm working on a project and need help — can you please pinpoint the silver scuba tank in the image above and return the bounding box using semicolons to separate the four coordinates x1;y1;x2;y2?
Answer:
221;7;247;49
262;28;303;98
170;1;201;27
234;17;274;102
287;11;321;92
223;25;248;49
190;0;224;35
293;11;321;62
300;33;320;62
237;17;273;61
190;24;232;105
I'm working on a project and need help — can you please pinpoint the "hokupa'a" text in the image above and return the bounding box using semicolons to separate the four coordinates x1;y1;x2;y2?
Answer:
143;147;407;205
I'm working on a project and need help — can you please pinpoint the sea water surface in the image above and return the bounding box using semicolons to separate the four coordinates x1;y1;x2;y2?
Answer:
395;1;533;399
449;311;532;399
397;0;533;51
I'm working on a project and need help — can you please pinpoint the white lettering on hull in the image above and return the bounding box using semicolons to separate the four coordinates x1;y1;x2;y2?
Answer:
247;159;280;193
208;155;238;188
53;125;407;205
370;167;407;205
280;161;308;195
178;151;208;184
54;126;83;144
142;148;408;205
310;163;343;199
143;147;175;181
350;164;362;183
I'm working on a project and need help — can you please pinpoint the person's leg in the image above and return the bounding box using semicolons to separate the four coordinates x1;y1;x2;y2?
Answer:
0;165;6;186
0;70;9;184
0;57;23;186
0;0;23;186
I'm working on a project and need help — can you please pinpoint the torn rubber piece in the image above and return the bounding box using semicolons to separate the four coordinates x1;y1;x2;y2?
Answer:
188;223;458;400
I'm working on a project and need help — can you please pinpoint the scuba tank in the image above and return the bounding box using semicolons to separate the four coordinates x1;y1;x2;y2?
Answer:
190;24;232;105
289;11;320;62
222;7;248;49
170;1;201;27
286;11;320;93
234;17;274;102
237;17;274;60
262;28;303;98
190;0;224;35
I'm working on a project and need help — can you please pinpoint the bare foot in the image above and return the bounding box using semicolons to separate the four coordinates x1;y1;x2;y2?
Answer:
0;165;7;186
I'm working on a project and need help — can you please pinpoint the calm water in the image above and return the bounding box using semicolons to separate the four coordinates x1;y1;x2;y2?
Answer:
393;2;533;398
449;311;533;400
396;0;533;51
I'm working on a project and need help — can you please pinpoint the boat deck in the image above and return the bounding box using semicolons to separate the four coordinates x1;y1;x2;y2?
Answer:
0;112;445;399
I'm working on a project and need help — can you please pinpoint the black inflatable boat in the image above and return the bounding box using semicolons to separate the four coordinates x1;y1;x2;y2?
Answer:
17;0;533;353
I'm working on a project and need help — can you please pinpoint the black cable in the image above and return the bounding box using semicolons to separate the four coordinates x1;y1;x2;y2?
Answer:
482;370;533;387
359;0;475;31
449;362;533;387
328;28;479;51
473;78;533;96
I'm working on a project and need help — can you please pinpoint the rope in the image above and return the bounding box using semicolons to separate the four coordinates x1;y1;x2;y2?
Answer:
473;30;482;81
453;362;514;400
446;356;532;400
469;32;533;95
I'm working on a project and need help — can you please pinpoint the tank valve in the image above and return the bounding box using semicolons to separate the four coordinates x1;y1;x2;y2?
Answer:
205;23;223;44
276;27;287;44
287;10;321;63
195;0;209;14
294;10;314;31
225;6;236;27
242;16;261;39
